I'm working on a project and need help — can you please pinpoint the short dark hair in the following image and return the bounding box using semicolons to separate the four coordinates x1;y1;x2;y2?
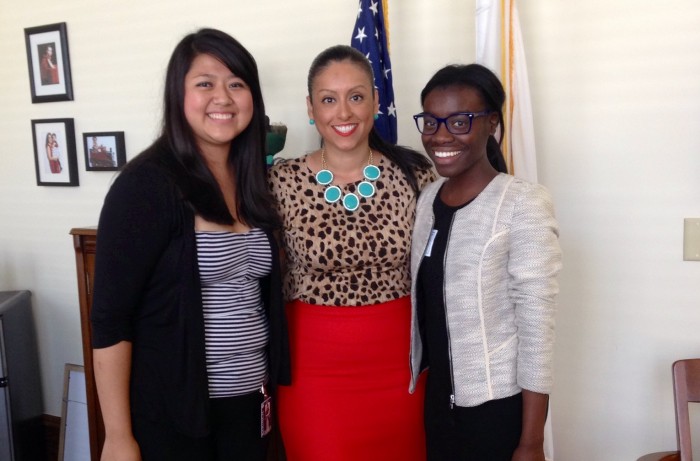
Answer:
129;28;279;228
420;64;508;173
306;44;432;194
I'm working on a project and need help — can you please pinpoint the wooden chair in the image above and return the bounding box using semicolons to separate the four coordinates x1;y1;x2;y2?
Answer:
637;358;700;461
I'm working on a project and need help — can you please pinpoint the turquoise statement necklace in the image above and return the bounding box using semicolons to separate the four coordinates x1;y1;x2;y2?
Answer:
315;148;381;212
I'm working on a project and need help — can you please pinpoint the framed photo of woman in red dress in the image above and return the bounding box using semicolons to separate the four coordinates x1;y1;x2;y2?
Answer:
31;118;79;186
24;22;74;103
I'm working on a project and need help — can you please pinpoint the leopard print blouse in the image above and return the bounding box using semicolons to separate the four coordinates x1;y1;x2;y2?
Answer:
269;154;434;307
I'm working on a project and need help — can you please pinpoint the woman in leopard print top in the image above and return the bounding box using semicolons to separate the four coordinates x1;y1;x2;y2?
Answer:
269;45;434;461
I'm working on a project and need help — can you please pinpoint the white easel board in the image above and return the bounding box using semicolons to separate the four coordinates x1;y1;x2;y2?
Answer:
58;364;90;461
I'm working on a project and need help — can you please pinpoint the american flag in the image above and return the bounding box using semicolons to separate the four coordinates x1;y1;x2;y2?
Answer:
350;0;397;144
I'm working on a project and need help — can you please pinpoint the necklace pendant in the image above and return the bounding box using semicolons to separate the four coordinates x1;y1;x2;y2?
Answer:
316;169;333;186
324;185;342;203
357;181;375;198
342;193;360;211
363;164;381;181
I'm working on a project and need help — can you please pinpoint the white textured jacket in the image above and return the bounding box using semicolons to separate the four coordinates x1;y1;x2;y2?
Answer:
409;173;562;407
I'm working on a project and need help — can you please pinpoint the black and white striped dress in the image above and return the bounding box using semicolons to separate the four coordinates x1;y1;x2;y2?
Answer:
196;228;272;398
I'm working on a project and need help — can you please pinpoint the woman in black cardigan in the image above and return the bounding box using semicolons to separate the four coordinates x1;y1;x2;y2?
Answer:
91;28;289;461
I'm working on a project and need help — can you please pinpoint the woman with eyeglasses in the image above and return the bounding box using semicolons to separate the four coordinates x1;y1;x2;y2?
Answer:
409;63;562;461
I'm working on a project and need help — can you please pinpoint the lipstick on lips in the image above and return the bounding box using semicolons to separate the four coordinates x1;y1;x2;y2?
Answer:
333;123;357;137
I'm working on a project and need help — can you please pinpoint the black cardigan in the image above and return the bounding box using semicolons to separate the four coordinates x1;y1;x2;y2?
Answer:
91;158;290;437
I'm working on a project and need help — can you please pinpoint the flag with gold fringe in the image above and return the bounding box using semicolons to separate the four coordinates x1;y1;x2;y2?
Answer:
350;0;397;143
477;1;553;459
476;0;538;183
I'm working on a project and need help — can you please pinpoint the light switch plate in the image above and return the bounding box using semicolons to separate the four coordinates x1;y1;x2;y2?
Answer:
683;218;700;261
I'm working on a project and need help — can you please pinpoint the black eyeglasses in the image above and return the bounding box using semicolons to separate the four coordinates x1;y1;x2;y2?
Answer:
413;111;492;135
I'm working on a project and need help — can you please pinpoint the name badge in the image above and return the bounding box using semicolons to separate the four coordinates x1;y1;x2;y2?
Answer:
261;395;272;437
424;229;438;257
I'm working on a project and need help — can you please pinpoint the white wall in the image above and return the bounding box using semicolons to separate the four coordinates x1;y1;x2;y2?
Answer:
0;0;698;459
520;1;700;459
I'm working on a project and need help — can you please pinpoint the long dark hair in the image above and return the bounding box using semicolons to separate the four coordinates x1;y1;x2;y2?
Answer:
307;45;432;195
126;28;280;229
420;63;508;173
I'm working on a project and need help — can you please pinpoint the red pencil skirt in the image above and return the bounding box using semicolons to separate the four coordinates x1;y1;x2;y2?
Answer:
277;297;426;461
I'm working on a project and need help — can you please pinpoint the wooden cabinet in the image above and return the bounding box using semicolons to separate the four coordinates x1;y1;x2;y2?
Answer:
70;227;103;461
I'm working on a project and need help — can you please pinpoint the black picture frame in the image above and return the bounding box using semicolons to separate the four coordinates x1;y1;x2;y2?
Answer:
31;118;79;186
24;22;74;103
83;132;126;171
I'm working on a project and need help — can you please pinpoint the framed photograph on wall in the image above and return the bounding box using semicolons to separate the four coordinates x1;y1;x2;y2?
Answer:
24;22;74;103
83;132;126;171
31;118;79;186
